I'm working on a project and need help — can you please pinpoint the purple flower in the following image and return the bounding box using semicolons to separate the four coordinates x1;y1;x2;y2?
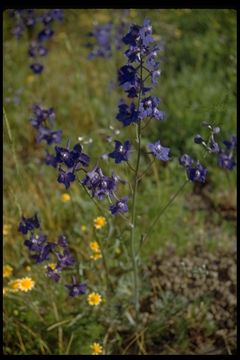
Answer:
223;135;237;150
108;140;131;163
194;134;204;144
46;266;61;282
28;42;48;58
118;65;139;88
148;140;170;161
122;24;141;47
55;143;90;169
24;233;47;252
209;138;220;153
57;234;68;248
110;197;129;215
18;213;40;234
139;96;165;121
38;27;54;42
139;19;154;47
187;162;207;183
57;169;75;189
12;24;24;39
31;242;56;264
51;9;64;21
65;277;87;297
151;70;161;85
88;23;112;59
36;127;62;145
56;248;75;269
146;48;160;71
179;154;194;168
45;151;58;168
116;101;139;126
81;166;118;200
30;63;44;74
218;153;236;170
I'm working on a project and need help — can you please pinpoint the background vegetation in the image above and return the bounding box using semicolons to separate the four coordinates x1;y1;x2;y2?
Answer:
3;9;236;355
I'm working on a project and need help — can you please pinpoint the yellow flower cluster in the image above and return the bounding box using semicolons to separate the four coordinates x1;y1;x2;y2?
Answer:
89;241;102;261
94;216;106;230
5;277;35;294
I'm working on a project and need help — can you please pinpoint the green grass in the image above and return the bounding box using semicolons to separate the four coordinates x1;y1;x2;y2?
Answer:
3;9;236;355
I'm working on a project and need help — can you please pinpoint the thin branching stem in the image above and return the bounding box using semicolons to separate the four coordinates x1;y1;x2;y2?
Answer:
142;180;189;246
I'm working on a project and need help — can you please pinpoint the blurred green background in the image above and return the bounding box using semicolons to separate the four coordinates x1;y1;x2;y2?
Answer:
3;9;236;355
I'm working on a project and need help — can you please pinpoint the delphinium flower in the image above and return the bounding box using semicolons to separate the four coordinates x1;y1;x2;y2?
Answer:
179;154;207;183
52;142;90;189
81;166;118;200
87;23;113;59
193;123;237;171
218;135;237;170
109;197;129;215
93;216;107;229
18;213;40;234
90;342;103;355
194;123;220;154
87;292;102;306
65;276;87;297
148;140;170;161
29;103;62;145
108;140;131;164
8;9;64;74
18;215;79;292
87;12;129;60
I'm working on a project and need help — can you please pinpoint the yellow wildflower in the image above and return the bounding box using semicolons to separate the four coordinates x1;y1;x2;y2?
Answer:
89;241;101;253
90;253;102;261
94;216;106;230
9;279;21;292
61;193;71;202
88;292;102;306
3;224;11;236
90;342;103;355
3;265;13;278
45;263;57;270
18;277;35;292
3;287;9;295
81;225;87;232
26;75;35;84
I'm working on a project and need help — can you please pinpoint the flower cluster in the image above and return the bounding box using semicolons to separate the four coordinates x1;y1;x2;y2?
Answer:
18;214;86;296
194;123;237;171
116;18;163;114
89;241;102;261
87;12;129;59
8;9;64;74
29;104;62;146
53;142;90;189
179;154;207;183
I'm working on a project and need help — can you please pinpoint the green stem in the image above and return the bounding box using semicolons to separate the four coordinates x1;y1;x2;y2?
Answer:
142;180;189;246
130;57;143;321
3;107;21;181
97;236;114;296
